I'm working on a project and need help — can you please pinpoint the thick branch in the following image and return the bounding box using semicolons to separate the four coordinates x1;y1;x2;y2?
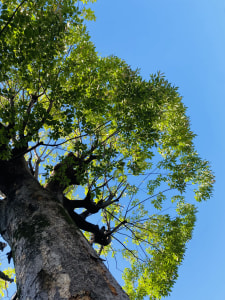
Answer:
0;123;11;153
62;187;127;246
63;192;103;214
0;197;7;235
63;190;112;246
0;271;14;283
12;142;43;160
78;184;128;219
65;208;111;246
62;177;113;217
45;152;97;193
45;153;81;192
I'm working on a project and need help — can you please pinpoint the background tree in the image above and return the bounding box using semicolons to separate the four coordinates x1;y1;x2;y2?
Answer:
0;0;214;299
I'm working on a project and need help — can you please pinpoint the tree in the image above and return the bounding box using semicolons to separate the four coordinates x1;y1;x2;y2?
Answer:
0;0;214;299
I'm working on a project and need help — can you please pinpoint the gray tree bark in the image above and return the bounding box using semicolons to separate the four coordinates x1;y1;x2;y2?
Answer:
0;157;130;300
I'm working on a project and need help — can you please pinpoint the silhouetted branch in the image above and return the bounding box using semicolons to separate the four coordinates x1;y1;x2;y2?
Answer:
64;207;111;246
0;0;27;36
0;270;14;283
113;236;143;262
45;152;98;192
0;242;6;251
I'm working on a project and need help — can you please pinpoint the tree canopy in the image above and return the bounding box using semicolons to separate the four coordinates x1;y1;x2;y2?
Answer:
0;0;214;299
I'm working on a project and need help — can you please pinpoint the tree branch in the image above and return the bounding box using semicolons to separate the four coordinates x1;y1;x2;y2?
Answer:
12;142;44;160
107;220;127;236
0;271;14;283
0;240;13;283
62;184;127;246
0;242;6;251
64;208;111;246
42;134;89;147
63;193;102;214
0;0;27;37
71;182;128;221
45;152;98;193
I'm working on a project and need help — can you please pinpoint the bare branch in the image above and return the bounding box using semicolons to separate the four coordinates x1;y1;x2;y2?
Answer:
125;168;158;218
33;148;43;179
28;154;34;176
92;177;113;192
112;236;142;262
107;220;127;236
126;188;173;214
124;221;161;253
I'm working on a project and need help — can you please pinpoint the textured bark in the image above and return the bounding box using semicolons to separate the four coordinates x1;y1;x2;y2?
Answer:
0;158;130;300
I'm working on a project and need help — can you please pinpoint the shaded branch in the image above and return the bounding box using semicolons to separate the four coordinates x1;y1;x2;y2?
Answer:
107;220;127;236
0;123;9;153
20;93;44;136
0;271;14;283
63;192;127;246
63;192;102;214
45;152;98;193
68;183;127;220
0;242;6;251
12;142;44;160
65;208;111;246
28;155;34;176
102;183;128;209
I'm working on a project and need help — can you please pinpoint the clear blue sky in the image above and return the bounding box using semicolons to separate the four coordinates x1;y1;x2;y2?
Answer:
86;0;225;299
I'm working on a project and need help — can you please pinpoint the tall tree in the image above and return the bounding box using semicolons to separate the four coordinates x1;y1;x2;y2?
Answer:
0;0;214;299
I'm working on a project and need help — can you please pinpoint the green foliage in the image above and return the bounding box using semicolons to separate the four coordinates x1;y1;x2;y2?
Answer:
0;0;214;299
122;204;197;300
0;261;15;298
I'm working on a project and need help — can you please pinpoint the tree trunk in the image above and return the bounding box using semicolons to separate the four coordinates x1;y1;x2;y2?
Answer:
0;158;130;300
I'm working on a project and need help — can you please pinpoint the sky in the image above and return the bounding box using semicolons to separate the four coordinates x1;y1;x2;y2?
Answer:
85;0;225;299
0;0;224;299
